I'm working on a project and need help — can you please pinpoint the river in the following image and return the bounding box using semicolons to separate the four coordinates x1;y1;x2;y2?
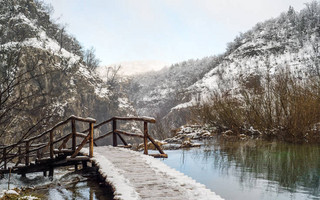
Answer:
1;139;319;200
161;139;320;200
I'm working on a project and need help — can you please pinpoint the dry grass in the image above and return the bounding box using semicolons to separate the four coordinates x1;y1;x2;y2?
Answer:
195;69;320;143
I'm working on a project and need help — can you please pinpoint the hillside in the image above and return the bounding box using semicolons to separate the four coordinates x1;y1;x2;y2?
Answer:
126;2;320;136
0;0;136;144
190;3;319;99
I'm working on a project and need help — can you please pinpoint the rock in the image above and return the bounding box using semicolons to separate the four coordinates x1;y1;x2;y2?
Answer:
180;138;201;148
19;196;41;200
180;140;201;148
222;130;236;136
181;140;192;148
248;127;262;136
201;132;212;137
3;189;19;199
239;134;248;140
162;143;181;150
163;138;180;143
137;140;167;151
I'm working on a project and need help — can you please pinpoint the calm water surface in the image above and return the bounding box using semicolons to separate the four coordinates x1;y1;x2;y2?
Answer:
161;139;320;200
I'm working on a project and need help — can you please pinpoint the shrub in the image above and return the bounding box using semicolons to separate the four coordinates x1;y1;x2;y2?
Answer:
195;68;320;143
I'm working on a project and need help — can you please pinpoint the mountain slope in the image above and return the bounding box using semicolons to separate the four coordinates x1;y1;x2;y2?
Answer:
190;4;320;100
126;2;320;135
0;0;136;144
127;56;220;117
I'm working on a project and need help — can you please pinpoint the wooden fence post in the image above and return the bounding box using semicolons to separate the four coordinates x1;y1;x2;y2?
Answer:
89;122;94;158
143;122;148;155
3;147;6;170
25;141;29;166
50;131;54;159
18;146;22;164
113;119;117;147
71;119;76;151
71;119;78;171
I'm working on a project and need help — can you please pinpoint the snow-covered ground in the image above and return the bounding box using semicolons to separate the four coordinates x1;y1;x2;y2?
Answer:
82;146;223;200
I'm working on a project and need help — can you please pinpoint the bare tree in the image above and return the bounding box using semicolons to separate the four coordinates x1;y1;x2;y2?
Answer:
105;65;121;87
0;46;55;144
84;47;100;71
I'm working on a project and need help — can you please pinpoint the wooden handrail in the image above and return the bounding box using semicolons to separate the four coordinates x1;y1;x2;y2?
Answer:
0;115;96;169
113;116;156;123
0;133;72;161
114;130;144;138
69;115;96;123
80;116;156;134
89;117;164;157
0;115;166;171
0;116;96;150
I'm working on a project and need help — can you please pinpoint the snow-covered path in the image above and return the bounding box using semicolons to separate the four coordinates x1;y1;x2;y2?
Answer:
82;146;223;200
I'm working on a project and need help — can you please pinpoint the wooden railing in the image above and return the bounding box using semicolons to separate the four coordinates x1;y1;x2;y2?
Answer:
0;115;96;170
88;117;167;158
0;115;167;172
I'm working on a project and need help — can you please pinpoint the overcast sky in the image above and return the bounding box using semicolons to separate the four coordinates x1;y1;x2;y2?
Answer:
44;0;308;69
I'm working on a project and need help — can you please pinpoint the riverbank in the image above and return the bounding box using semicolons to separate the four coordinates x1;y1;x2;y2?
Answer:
161;123;320;150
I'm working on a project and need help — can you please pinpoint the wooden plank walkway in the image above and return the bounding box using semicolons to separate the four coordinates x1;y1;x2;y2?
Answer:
82;146;224;200
1;115;223;199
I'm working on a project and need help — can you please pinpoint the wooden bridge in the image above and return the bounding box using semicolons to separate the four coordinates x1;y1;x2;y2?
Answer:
0;115;166;177
0;115;223;200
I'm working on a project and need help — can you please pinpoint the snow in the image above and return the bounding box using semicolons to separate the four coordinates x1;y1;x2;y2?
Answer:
171;98;196;111
11;13;37;30
81;146;223;200
83;148;141;200
19;195;40;200
118;97;130;108
1;12;80;67
3;189;19;195
171;31;316;111
51;101;68;117
94;86;109;98
78;65;92;79
0;10;112;101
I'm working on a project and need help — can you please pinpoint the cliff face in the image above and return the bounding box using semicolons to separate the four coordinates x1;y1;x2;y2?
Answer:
0;0;137;144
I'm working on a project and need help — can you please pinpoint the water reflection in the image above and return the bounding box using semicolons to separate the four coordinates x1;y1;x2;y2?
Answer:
0;168;114;200
162;140;320;200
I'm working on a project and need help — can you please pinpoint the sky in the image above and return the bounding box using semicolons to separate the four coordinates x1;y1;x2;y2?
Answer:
44;0;308;72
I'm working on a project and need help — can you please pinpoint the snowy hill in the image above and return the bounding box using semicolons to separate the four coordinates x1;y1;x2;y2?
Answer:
189;4;319;101
126;2;320;134
0;0;136;144
126;56;219;118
